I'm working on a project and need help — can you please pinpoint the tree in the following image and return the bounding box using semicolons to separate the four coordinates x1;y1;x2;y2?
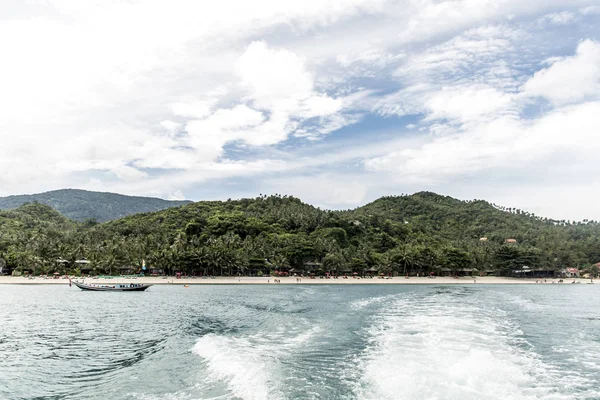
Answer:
323;252;345;274
441;247;471;273
389;245;417;275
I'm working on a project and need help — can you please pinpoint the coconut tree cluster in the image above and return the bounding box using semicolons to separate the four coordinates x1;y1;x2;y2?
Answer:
2;193;600;277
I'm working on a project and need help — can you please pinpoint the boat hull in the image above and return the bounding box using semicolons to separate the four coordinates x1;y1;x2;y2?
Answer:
73;281;152;291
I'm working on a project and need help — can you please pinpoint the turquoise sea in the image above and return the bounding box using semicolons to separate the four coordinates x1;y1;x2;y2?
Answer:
1;284;599;399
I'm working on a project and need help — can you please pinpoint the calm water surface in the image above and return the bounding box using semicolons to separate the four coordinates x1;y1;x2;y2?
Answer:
1;284;599;399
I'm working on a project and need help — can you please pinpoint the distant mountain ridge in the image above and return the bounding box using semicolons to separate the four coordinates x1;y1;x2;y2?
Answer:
0;189;191;222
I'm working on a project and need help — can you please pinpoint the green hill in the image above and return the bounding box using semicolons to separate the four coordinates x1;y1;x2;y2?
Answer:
0;189;191;222
1;192;599;277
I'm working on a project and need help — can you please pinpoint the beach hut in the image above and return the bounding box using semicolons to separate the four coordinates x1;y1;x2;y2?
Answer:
54;258;69;274
148;267;164;276
365;266;379;276
534;267;556;278
119;266;136;275
74;258;92;275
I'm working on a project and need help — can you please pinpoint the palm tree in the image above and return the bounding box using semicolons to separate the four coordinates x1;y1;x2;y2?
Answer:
390;245;416;276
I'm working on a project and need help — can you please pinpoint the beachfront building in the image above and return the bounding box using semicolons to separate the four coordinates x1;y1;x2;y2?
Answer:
513;266;556;278
119;266;136;275
457;268;474;276
75;258;90;267
505;239;518;244
562;268;580;278
75;258;93;275
148;267;164;276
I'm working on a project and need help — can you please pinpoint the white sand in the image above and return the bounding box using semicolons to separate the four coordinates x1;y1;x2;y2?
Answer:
0;275;591;285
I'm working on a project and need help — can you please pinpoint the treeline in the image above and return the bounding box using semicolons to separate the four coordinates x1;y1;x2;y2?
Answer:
1;192;600;277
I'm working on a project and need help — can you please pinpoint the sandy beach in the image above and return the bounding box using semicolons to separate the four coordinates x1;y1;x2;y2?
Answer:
0;275;593;285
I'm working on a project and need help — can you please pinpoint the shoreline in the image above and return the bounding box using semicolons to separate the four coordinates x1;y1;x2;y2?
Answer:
0;276;594;285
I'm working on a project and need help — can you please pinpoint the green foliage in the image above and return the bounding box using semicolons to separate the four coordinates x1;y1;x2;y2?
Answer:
2;191;600;277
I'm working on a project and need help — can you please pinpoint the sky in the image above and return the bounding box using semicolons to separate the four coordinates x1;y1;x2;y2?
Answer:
1;0;599;221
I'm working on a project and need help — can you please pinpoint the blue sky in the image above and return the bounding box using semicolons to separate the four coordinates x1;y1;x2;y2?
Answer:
1;0;599;220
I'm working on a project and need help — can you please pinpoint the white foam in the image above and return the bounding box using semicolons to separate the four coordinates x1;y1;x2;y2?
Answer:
353;296;597;400
192;325;321;400
350;294;396;310
494;291;549;312
193;334;278;400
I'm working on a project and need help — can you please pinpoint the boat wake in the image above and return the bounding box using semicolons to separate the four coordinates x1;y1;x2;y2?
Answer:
192;325;321;400
352;290;600;400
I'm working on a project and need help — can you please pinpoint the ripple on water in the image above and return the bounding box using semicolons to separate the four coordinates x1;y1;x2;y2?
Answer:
2;284;600;400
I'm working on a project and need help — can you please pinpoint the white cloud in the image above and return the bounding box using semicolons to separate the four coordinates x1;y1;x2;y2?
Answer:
175;41;357;157
538;11;577;25
522;40;600;105
160;120;181;136
167;190;186;201
237;41;314;109
170;97;216;119
398;25;520;78
424;85;516;123
184;105;265;161
580;6;600;15
372;24;524;123
365;100;600;183
236;41;347;122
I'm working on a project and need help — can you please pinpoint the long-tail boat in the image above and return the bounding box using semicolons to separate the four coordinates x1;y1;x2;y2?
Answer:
71;280;152;291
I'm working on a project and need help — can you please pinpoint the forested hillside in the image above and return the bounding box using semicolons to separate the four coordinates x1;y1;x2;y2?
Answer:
1;192;599;277
0;189;191;222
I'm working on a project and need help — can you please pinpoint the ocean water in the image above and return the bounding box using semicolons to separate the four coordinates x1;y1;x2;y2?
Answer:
1;284;599;400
